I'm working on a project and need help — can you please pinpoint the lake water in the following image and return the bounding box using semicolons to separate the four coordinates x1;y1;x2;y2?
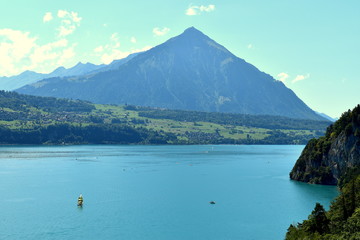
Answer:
0;145;338;240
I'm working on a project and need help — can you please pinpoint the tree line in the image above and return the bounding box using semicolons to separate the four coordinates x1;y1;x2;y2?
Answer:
0;90;94;113
136;107;331;131
0;123;177;145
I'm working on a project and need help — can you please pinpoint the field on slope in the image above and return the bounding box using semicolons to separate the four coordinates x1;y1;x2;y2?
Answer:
0;91;330;144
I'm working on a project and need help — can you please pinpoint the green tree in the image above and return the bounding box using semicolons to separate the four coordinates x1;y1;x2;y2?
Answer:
306;203;330;234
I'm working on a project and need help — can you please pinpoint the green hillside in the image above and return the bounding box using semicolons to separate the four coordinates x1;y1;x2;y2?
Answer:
290;105;360;184
286;105;360;239
0;91;330;145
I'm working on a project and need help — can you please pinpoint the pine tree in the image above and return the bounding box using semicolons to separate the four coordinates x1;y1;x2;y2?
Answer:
308;203;330;234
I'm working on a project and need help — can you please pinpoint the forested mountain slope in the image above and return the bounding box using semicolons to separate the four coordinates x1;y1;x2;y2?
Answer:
290;104;360;185
0;91;330;145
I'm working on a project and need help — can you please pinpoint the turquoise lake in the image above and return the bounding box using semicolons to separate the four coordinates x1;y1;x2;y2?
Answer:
0;145;338;240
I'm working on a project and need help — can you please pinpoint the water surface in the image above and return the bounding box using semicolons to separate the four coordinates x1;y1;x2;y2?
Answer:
0;145;338;240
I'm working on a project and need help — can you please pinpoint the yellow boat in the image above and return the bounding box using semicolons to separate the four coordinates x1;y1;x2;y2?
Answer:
77;194;83;206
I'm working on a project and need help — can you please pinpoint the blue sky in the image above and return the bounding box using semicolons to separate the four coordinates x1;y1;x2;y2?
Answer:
1;0;359;118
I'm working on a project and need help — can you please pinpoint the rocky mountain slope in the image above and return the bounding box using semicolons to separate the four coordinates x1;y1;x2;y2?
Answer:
290;104;360;184
17;27;324;120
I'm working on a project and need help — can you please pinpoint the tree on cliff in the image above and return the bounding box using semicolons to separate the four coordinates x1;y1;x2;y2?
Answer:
286;104;360;239
286;175;360;240
290;104;360;185
307;203;329;234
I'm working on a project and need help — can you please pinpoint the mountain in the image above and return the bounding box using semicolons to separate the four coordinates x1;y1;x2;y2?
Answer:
290;104;360;185
0;70;48;91
0;63;101;91
17;27;324;120
0;53;139;91
50;62;103;77
316;111;337;122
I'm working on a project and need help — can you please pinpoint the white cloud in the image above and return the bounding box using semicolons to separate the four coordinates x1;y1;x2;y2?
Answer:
101;46;152;64
58;25;76;37
101;50;129;64
0;29;37;76
56;10;82;37
186;4;215;16
29;39;68;65
130;37;137;43
94;33;122;64
43;12;53;22
186;7;197;16
104;33;121;48
57;10;68;18
108;33;121;48
71;12;82;23
0;29;37;60
111;33;120;42
1;10;82;76
292;74;310;83
94;33;151;64
62;19;72;25
277;72;289;82
0;27;79;76
153;27;170;36
57;46;76;65
94;46;104;53
199;5;215;12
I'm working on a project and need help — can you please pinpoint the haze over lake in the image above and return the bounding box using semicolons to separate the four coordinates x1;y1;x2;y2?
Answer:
0;145;338;240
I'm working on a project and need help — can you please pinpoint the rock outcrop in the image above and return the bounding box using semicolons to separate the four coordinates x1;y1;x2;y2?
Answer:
290;104;360;185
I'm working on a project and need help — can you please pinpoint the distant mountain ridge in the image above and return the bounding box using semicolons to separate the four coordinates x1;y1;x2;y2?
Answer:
0;53;139;91
0;71;48;91
316;112;337;122
18;27;325;120
49;62;103;77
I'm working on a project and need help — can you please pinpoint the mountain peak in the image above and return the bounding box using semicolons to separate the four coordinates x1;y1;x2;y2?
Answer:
159;26;232;57
16;27;325;121
183;26;200;33
181;26;207;38
74;62;92;67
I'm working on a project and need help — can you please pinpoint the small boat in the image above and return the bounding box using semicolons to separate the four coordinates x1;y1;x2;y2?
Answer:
209;201;216;204
77;194;83;207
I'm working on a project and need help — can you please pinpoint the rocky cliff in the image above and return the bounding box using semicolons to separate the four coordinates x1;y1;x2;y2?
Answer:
290;104;360;185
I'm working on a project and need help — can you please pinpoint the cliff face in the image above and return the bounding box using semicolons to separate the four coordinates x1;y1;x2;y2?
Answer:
290;105;360;185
